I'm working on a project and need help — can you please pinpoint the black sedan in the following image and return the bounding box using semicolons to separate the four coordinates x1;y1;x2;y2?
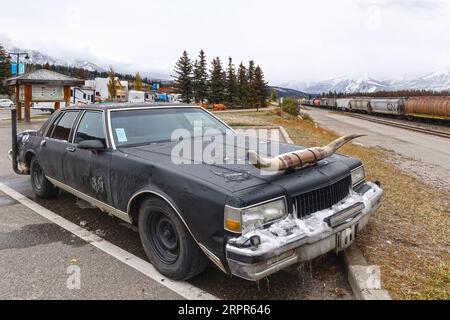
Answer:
10;104;383;281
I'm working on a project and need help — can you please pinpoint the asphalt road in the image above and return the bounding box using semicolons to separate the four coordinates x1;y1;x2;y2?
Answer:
305;107;450;191
0;113;354;300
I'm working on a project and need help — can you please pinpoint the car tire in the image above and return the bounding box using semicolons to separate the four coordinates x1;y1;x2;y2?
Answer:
138;197;208;281
30;157;58;198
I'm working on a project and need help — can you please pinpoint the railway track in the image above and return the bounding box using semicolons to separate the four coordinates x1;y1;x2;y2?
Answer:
347;113;450;139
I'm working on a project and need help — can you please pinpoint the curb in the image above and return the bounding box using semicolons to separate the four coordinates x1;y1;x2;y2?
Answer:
279;127;390;300
343;246;392;300
279;126;294;144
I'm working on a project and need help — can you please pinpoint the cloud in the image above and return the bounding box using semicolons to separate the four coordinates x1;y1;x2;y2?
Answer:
0;0;449;83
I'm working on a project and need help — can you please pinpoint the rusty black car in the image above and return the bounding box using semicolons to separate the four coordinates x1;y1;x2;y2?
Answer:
10;104;383;281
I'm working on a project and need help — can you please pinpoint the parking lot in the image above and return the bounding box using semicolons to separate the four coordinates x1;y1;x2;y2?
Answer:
0;111;354;300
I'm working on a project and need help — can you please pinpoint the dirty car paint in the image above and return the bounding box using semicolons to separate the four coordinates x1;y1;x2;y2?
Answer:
13;105;367;275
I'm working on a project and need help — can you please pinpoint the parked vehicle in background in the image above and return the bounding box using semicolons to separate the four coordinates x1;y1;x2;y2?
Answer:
0;99;15;108
155;93;170;102
32;102;55;113
128;90;146;104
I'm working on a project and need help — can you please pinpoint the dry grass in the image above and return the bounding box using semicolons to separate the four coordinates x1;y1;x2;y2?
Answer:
217;110;450;300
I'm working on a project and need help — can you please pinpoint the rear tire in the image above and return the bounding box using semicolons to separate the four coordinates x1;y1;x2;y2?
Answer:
30;157;58;198
138;197;208;281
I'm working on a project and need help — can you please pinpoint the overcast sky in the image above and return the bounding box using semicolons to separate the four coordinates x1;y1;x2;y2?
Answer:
1;0;449;85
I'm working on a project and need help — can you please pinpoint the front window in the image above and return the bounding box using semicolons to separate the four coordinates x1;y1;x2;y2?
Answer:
110;107;230;147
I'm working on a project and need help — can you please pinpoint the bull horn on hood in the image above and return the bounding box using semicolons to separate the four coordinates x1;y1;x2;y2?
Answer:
248;134;366;171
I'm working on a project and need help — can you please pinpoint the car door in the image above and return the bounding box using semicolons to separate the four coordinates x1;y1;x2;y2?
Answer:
39;110;80;182
62;110;112;204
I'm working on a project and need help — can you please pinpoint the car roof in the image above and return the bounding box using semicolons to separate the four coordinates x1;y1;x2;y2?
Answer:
63;103;198;112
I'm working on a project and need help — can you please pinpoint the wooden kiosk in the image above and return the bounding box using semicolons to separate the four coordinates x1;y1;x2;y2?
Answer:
4;69;84;122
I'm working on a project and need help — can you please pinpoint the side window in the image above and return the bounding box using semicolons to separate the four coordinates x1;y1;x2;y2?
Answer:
74;112;106;146
45;113;63;138
50;111;79;141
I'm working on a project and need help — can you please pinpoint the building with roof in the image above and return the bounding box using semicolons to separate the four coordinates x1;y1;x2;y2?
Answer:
3;69;84;121
85;77;129;102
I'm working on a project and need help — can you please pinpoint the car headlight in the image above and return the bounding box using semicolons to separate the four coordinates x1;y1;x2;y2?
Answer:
351;166;365;187
224;198;288;233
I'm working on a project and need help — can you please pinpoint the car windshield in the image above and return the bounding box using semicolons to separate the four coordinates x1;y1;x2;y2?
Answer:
110;107;231;147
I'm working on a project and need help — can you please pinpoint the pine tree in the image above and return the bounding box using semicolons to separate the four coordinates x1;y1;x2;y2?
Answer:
174;51;193;103
247;60;256;107
193;50;208;103
253;66;268;111
107;67;117;101
270;88;278;102
225;57;238;107
237;63;248;106
208;57;225;104
0;43;12;96
133;72;143;91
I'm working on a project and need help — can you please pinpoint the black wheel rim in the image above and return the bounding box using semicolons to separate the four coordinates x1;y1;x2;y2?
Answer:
148;212;180;264
33;161;44;191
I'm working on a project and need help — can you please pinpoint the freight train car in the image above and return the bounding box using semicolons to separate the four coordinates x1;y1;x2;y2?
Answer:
405;97;450;121
369;98;405;116
336;99;351;111
313;98;321;106
349;98;371;112
323;98;337;109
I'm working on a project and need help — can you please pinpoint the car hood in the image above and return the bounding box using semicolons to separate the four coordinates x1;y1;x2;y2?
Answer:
119;135;361;197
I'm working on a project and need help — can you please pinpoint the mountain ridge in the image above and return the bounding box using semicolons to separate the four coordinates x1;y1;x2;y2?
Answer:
281;69;450;94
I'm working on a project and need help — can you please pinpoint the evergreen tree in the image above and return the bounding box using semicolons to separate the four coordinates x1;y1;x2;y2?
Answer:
225;57;238;106
174;51;193;103
107;67;117;101
0;43;12;96
270;88;278;102
253;66;268;110
247;60;256;107
133;72;143;91
208;57;225;104
193;50;208;103
237;63;248;106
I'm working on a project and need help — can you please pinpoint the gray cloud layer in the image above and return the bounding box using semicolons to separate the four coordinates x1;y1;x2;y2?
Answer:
1;0;449;84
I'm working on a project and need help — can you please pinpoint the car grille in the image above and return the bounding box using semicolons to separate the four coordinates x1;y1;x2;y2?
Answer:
294;176;352;218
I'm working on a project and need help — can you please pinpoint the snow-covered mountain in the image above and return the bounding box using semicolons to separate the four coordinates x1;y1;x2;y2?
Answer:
282;68;450;94
302;77;390;94
395;68;450;92
4;45;106;73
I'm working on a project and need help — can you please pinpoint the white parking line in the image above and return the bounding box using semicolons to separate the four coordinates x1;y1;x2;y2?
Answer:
0;182;218;300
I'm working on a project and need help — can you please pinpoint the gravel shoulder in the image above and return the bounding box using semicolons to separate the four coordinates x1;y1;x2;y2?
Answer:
216;110;450;300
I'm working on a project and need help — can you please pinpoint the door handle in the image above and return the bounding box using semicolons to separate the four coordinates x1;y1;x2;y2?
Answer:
40;140;47;147
66;147;76;152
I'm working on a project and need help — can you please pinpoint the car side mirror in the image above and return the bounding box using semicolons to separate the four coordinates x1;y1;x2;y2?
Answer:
78;140;106;152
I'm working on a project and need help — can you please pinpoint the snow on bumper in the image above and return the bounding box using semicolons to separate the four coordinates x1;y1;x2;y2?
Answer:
226;182;383;281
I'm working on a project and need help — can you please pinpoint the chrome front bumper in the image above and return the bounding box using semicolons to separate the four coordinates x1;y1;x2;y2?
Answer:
226;181;383;281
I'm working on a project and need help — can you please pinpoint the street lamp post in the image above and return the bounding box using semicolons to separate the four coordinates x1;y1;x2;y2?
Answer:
7;52;29;121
